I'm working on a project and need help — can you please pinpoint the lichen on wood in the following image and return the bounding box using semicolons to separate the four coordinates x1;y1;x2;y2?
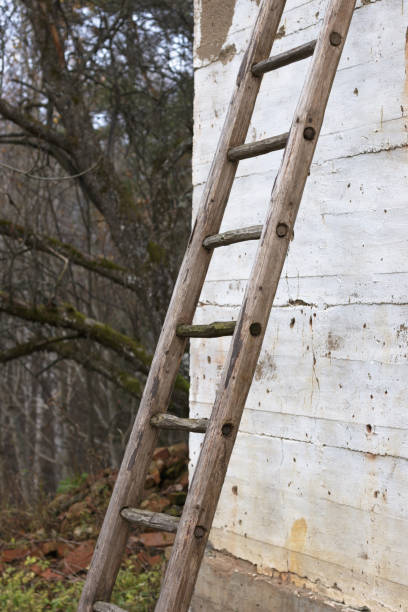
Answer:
176;321;236;338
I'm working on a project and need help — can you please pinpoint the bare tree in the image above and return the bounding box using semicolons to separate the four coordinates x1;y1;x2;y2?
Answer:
0;0;193;502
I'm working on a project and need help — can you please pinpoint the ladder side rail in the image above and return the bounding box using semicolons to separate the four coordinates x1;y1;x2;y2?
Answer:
156;1;356;610
77;1;287;609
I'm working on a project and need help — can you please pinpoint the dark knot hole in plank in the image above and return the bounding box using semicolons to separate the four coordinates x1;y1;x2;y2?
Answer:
303;126;316;141
276;223;289;238
249;322;262;336
221;423;234;437
194;525;207;539
329;31;342;47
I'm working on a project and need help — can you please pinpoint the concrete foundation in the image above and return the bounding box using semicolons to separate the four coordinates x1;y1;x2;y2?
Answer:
191;550;362;612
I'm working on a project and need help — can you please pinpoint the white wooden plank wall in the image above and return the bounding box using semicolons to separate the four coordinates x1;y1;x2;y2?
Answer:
191;1;408;609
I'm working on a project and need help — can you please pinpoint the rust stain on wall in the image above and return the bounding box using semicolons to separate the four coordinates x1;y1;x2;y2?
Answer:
197;0;235;61
287;518;307;575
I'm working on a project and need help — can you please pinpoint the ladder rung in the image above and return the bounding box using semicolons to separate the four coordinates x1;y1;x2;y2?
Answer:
203;225;262;249
93;603;128;612
228;132;288;162
252;39;317;76
176;321;236;338
151;413;208;433
121;507;179;533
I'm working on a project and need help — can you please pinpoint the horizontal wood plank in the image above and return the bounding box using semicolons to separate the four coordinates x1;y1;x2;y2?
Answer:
203;225;262;249
120;508;179;533
93;603;127;612
176;321;236;338
227;132;288;162
151;413;208;433
252;39;317;76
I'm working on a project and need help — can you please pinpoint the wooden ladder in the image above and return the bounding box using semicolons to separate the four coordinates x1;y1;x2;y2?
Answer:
78;1;356;610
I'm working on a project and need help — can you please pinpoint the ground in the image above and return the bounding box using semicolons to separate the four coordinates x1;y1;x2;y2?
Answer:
0;443;188;611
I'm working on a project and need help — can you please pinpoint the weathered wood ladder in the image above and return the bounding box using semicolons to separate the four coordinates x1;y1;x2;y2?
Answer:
79;1;356;610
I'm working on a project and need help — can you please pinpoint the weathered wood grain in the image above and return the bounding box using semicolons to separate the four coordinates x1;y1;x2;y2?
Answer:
203;225;262;249
176;321;236;338
151;413;208;433
120;508;179;533
93;603;127;612
228;132;288;161
252;39;317;76
156;1;357;610
77;1;288;610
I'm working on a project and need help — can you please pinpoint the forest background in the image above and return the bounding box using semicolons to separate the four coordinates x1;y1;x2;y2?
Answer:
0;0;193;507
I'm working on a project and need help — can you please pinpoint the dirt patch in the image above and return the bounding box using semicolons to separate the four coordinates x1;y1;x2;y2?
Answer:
219;43;236;65
397;323;408;346
327;331;343;352
196;0;235;61
276;24;286;40
255;352;276;382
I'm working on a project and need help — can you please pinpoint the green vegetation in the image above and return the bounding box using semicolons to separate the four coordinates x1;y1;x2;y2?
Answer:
0;443;188;611
0;557;162;611
56;473;88;495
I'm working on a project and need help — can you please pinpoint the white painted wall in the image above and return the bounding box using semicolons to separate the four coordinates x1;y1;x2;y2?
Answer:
191;1;408;610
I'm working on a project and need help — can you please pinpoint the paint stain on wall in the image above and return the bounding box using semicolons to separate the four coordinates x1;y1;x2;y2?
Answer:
196;0;235;61
287;518;307;575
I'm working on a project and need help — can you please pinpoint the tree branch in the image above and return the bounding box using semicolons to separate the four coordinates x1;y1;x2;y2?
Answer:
0;219;142;292
0;156;102;182
0;335;143;398
0;334;79;363
0;292;189;395
0;291;150;370
0;98;70;153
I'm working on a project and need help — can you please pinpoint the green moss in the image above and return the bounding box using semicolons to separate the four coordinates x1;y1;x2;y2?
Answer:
117;179;141;219
94;256;126;272
118;373;142;396
88;318;152;367
147;241;166;265
47;238;127;274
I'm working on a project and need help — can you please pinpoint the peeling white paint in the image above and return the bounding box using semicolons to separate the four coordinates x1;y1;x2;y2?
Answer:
192;1;408;610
